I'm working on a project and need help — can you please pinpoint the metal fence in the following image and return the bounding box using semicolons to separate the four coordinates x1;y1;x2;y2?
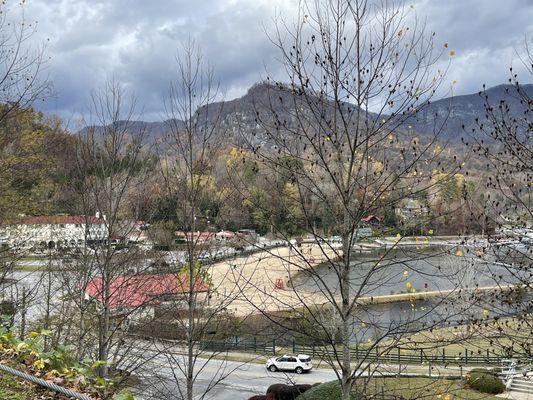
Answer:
200;338;530;366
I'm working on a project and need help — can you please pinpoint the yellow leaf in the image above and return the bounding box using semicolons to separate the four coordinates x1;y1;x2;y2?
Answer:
33;358;46;370
406;281;412;289
428;229;434;235
456;249;463;257
450;50;456;56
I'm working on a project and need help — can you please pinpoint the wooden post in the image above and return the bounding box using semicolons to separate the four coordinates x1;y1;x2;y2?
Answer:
398;347;401;376
19;288;27;341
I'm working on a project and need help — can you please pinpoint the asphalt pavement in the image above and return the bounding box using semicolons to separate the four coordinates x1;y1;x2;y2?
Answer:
133;353;336;400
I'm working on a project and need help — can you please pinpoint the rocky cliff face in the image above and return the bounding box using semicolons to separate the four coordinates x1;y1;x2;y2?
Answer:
79;83;533;144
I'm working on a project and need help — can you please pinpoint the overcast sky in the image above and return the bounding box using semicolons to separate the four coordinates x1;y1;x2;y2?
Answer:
17;0;533;122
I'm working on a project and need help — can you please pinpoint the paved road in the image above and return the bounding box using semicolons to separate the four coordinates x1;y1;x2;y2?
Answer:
133;352;336;400
125;338;470;400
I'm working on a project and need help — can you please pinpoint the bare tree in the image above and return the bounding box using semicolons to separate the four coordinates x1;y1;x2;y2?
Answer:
47;80;160;388
147;40;248;400
464;38;533;361
0;2;50;122
229;1;472;398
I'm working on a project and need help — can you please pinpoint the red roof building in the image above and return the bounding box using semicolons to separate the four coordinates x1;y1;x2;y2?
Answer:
84;273;210;309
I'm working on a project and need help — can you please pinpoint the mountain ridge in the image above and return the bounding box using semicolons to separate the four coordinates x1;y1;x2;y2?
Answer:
78;82;533;143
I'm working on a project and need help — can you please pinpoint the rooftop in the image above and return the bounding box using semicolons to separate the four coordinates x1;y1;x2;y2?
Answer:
85;273;210;309
4;215;106;226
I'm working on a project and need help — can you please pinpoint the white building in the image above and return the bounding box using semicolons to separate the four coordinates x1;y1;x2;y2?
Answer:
395;198;429;223
0;214;108;251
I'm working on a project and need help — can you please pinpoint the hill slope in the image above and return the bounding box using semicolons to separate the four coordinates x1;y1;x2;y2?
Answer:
406;84;533;140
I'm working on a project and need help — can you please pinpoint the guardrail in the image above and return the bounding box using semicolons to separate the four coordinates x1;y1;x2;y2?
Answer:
501;359;517;390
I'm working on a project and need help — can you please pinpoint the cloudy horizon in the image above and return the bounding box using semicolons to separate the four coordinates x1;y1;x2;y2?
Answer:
14;0;533;124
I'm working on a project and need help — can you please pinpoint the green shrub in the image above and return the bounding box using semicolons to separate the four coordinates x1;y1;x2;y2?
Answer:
0;328;119;396
297;381;365;400
113;389;135;400
466;368;505;394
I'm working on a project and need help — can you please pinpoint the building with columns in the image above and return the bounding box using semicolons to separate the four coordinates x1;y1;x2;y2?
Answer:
0;214;108;251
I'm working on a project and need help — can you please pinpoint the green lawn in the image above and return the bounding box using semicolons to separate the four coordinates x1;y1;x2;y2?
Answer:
363;377;501;399
13;264;48;272
388;315;531;359
298;377;502;400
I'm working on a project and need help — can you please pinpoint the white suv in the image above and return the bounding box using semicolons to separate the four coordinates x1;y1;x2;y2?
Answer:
266;354;312;374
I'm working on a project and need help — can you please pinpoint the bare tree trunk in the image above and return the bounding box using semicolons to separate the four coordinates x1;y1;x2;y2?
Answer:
340;210;352;399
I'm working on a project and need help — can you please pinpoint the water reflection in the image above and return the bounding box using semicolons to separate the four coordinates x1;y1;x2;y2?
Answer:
292;246;531;341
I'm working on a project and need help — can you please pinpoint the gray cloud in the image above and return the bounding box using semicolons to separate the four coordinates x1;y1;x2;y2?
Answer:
17;0;533;122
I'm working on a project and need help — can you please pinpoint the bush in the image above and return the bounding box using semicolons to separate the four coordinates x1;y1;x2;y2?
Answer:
297;381;365;400
113;389;135;400
466;368;505;394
